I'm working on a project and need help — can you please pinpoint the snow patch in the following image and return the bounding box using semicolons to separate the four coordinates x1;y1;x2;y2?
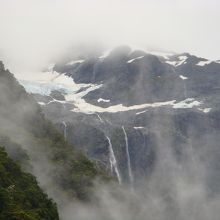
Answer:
134;127;145;130
70;93;203;114
166;61;178;66
198;108;212;113
179;75;188;80
38;102;46;106
196;59;220;66
70;100;176;114
136;110;147;115
66;84;103;102
176;56;188;66
173;98;201;109
20;71;96;97
97;98;110;103
46;98;67;105
166;55;188;67
196;60;212;66
127;56;144;63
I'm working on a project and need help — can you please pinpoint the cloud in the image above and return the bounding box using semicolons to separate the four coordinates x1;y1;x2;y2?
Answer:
0;0;220;75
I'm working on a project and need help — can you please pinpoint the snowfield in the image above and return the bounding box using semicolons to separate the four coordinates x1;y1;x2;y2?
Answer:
19;60;210;115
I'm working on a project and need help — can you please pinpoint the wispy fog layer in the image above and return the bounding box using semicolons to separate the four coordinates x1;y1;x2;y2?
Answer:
0;0;220;75
60;120;220;220
1;1;220;220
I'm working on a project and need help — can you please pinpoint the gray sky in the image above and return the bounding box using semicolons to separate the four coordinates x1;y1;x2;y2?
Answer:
0;0;220;75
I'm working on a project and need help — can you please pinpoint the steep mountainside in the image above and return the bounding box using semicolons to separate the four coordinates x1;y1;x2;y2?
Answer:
0;147;58;220
22;46;220;192
0;61;110;219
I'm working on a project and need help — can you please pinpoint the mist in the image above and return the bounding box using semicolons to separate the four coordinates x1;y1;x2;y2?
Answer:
1;0;220;77
59;113;220;220
1;1;220;220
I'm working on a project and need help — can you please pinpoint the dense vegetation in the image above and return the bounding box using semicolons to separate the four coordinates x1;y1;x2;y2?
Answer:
0;136;30;169
0;147;59;220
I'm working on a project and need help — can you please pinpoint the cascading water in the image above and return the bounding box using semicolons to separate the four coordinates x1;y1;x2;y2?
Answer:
122;126;134;186
182;78;197;168
106;136;122;184
177;76;199;181
96;113;104;123
62;121;67;140
185;129;199;177
183;80;187;99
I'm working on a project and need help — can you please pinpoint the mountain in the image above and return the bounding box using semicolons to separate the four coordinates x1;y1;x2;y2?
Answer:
0;61;110;219
21;46;220;191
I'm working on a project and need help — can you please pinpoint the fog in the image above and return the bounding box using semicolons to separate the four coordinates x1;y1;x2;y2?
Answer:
1;1;220;220
59;117;220;220
1;0;220;76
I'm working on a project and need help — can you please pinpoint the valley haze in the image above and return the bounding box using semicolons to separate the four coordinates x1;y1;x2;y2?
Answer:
0;1;220;220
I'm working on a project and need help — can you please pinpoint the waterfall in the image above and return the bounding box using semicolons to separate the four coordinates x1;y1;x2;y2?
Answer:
62;121;67;140
183;81;188;99
180;76;200;178
181;76;188;99
182;79;197;169
187;132;198;173
96;113;104;123
106;136;122;184
122;126;134;186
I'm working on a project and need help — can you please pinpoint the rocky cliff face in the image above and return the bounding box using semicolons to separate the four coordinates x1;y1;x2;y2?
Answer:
21;47;220;192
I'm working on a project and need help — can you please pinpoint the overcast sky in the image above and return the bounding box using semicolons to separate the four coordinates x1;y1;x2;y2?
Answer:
0;0;220;76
